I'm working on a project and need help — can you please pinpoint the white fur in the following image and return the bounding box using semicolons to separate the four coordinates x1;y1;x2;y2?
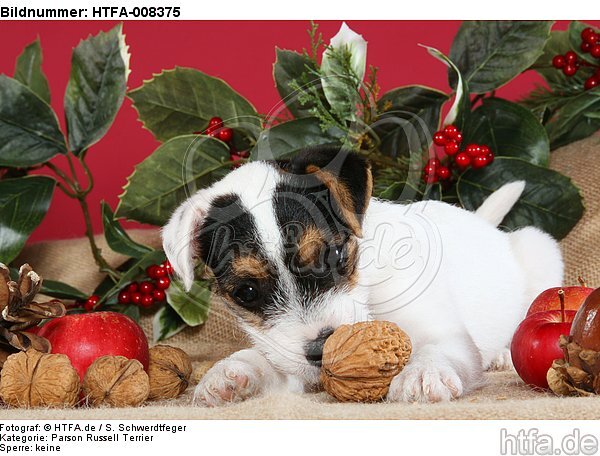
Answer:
163;164;564;406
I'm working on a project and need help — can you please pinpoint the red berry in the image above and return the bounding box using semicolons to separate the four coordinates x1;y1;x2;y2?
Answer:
479;145;491;157
155;277;171;290
591;45;600;59
563;64;578;76
140;294;154;308
582;27;596;42
454;132;463;144
88;295;100;304
433;131;446;146
152;289;166;302
427;157;441;167
84;301;95;312
465;144;481;157
118;291;131;304
584;77;599;90
423;164;436;176
139;281;154;294
552;55;566;69
565;51;578;64
162;260;174;276
230;153;243;162
130;292;142;305
146;265;160;279
238;150;250;158
436;166;451;180
443;125;459;139
422;173;439;184
208;116;223;127
218;127;234;143
154;266;167;278
127;282;139;293
472;155;490;169
205;129;218;138
486;152;495;165
581;42;592;53
444;140;459;156
454;152;471;169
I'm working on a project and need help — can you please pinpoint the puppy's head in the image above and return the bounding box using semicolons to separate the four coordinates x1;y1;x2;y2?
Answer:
162;146;372;385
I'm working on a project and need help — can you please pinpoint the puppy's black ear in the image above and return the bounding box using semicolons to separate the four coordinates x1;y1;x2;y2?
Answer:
288;146;373;235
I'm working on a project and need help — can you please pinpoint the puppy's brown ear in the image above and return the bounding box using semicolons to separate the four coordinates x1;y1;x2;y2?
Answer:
288;146;373;236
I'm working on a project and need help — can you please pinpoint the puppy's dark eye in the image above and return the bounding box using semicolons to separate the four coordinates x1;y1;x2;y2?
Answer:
325;243;347;269
233;282;261;307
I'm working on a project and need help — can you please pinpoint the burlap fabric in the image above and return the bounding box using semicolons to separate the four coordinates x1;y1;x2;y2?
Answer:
2;135;599;419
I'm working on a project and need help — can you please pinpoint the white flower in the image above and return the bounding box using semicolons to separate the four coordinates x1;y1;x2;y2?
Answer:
322;22;367;84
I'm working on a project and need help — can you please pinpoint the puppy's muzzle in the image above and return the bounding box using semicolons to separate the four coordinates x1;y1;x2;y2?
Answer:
304;327;335;366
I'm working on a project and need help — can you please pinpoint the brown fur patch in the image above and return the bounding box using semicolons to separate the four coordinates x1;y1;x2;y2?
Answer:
297;225;325;267
343;237;360;288
305;165;362;236
231;255;270;279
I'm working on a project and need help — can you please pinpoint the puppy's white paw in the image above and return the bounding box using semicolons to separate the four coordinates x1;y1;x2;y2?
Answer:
485;349;513;371
193;359;263;407
387;361;463;403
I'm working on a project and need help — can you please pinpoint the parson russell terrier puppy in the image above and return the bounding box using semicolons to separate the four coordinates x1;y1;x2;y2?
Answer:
162;146;563;406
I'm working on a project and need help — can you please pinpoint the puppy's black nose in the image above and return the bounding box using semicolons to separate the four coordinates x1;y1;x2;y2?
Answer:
305;327;335;366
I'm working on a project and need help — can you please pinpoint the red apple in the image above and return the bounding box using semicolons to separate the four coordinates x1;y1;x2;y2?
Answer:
37;311;149;381
511;309;575;389
526;286;594;317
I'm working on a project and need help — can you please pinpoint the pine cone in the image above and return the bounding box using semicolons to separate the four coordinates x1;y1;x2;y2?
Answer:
0;263;66;367
547;335;600;396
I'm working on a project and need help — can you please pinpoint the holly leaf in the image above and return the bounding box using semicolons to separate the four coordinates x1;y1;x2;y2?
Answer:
449;21;553;93
153;304;187;343
422;46;470;130
101;202;153;258
107;303;141;322
462;98;550;166
64;23;130;156
0;176;55;264
373;85;448;159
116;135;231;226
0;75;66;167
40;280;87;301
273;49;323;119
13;38;51;104
545;88;600;149
166;279;211;327
569;21;598;65
457;157;583;240
251;117;344;161
129;67;261;142
376;180;423;201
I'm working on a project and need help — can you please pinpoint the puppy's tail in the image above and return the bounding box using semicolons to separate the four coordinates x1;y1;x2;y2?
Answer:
474;181;526;227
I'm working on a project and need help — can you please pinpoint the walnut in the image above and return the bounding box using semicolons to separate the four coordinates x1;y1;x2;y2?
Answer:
148;345;192;400
83;355;149;407
320;321;412;402
0;349;80;407
191;360;216;384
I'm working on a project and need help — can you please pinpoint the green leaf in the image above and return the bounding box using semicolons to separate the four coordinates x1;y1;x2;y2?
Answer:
153;304;187;343
64;23;130;155
585;112;600;119
449;21;553;93
99;250;166;304
373;85;448;159
273;49;322;119
129;67;261;142
0;75;66;167
40;279;87;301
457;157;583;240
101;202;153;258
545;88;600;149
166;279;211;327
0;176;55;264
462;98;550;166
376;180;423;201
422;46;470;131
252;117;344;161
320;47;362;121
569;21;598;65
14;38;51;104
107;304;140;322
116;135;231;225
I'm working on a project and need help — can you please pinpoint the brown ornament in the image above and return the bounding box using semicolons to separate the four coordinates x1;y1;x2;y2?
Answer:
0;349;80;407
83;355;150;407
320;321;412;402
148;345;192;400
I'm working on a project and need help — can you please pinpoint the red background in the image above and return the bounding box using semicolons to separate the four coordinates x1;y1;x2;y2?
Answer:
1;20;597;243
